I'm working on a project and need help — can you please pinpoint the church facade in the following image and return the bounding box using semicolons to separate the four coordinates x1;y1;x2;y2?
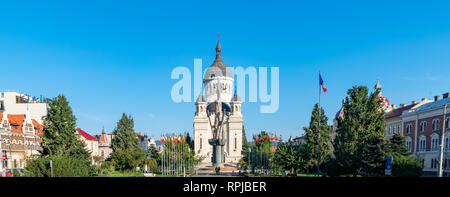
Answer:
193;39;243;164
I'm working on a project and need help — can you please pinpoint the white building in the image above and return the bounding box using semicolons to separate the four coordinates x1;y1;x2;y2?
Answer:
193;39;244;164
0;92;48;124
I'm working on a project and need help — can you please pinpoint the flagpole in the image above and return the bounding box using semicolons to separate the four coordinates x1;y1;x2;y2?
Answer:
317;71;321;177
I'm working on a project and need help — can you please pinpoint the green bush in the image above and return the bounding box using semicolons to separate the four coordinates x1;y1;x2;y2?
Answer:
111;148;146;171
25;155;90;177
142;158;158;173
392;155;423;177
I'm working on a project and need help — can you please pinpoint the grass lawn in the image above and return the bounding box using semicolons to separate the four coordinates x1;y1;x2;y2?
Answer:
105;171;145;177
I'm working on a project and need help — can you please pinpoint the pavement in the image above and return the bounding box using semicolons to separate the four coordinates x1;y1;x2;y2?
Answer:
195;163;243;177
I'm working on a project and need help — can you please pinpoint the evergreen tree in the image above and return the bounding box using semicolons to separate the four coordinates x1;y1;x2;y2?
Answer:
185;132;194;150
303;103;332;169
387;133;423;177
110;113;145;171
333;86;387;176
360;133;388;176
40;94;90;160
241;126;250;156
388;133;410;157
111;113;140;152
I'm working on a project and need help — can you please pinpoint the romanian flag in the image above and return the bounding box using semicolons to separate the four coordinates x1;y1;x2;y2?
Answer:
319;73;327;93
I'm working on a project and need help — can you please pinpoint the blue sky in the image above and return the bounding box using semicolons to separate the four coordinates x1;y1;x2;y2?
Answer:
1;1;450;140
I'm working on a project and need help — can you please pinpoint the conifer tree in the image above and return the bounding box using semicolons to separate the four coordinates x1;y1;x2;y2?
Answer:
333;86;387;176
303;103;332;168
388;133;410;157
40;94;90;160
111;113;140;152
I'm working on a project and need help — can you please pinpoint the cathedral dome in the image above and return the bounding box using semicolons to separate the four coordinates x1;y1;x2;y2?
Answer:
204;38;233;79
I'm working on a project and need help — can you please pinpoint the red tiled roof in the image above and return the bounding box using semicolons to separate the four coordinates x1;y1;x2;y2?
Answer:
8;114;25;133
385;104;417;119
0;112;44;134
77;128;98;141
99;133;106;142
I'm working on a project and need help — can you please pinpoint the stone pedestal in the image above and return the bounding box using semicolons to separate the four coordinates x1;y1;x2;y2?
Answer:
209;139;226;167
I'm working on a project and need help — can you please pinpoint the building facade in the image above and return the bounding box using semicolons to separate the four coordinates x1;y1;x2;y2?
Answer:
96;131;113;160
77;128;100;158
193;39;244;164
384;98;432;140
0;110;44;170
0;92;46;171
401;93;450;175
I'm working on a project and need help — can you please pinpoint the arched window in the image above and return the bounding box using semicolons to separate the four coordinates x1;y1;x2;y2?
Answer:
420;121;427;132
431;134;439;152
406;124;412;134
1;120;8;128
405;137;412;152
419;136;426;152
432;119;440;131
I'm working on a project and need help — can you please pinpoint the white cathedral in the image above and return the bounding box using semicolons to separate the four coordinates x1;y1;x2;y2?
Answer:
193;38;244;164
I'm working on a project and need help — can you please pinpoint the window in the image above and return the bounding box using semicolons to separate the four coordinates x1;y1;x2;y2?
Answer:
446;117;450;129
431;137;440;151
420;121;427;132
200;138;202;150
406;140;412;152
419;137;426;152
397;125;401;135
234;138;237;150
445;136;450;151
431;158;438;169
433;119;440;131
406;124;412;134
1;120;7;128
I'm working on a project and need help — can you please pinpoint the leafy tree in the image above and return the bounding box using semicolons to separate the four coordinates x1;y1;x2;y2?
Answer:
303;103;332;170
40;94;90;160
111;148;146;171
333;86;387;176
147;146;159;160
273;143;310;174
25;155;92;177
392;155;423;177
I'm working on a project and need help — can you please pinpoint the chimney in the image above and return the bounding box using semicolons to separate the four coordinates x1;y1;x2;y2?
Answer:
443;92;450;99
411;100;417;104
435;95;440;101
401;104;406;107
391;104;397;109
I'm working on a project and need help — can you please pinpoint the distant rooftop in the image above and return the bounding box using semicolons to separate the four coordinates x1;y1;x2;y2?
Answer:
385;103;417;119
404;97;450;115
